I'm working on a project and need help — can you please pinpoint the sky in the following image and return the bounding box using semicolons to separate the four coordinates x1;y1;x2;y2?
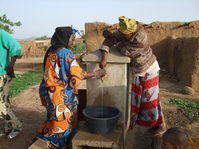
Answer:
0;0;199;39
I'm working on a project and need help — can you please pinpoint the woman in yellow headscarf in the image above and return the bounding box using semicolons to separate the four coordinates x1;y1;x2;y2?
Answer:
100;16;165;148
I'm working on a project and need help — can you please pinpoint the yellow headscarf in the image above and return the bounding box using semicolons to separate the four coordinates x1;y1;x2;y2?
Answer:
119;16;137;34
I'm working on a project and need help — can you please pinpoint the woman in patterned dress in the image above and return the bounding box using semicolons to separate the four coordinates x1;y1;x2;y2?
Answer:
37;27;105;149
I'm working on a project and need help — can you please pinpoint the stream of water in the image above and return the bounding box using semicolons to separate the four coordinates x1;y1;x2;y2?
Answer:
101;79;104;118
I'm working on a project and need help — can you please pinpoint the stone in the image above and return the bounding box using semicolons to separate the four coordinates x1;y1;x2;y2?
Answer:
82;49;130;63
28;139;48;149
182;86;195;95
72;123;122;149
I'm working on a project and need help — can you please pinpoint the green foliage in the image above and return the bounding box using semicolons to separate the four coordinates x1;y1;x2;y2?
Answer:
72;42;87;54
35;35;50;40
9;70;43;98
168;98;199;120
0;14;21;34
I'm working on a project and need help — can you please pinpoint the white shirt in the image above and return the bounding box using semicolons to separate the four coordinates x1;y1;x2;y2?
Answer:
133;60;160;77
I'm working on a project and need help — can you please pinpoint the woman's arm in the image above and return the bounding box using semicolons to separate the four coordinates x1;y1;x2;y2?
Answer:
83;69;106;79
83;72;95;79
99;30;118;68
5;56;22;77
99;51;108;69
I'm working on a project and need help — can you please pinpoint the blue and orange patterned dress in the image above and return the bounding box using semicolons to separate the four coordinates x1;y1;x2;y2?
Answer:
37;48;84;147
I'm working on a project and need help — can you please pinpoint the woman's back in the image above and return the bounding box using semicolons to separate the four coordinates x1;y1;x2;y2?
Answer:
43;48;75;87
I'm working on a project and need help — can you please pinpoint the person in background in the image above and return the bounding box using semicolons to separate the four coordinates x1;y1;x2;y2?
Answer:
37;26;105;149
0;29;23;139
162;127;199;149
99;16;165;148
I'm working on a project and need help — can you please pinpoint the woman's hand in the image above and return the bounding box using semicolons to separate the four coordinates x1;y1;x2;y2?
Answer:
83;69;106;79
5;56;19;78
95;69;106;77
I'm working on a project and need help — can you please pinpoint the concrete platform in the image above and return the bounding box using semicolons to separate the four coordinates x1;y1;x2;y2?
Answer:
72;123;122;149
28;139;48;149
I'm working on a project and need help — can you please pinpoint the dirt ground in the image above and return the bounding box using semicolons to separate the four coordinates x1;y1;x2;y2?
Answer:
0;84;45;149
0;58;198;149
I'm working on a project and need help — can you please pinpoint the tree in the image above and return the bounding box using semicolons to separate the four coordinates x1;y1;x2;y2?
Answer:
0;14;22;34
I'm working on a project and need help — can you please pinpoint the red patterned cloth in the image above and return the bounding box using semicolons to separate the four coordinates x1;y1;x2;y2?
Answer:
131;72;163;127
